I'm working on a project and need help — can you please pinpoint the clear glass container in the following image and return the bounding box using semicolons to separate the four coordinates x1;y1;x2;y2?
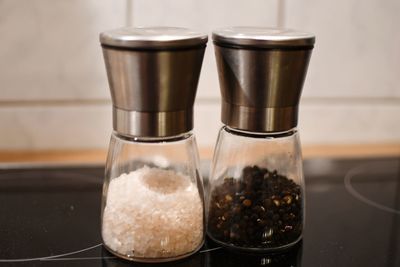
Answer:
206;126;304;251
101;131;205;262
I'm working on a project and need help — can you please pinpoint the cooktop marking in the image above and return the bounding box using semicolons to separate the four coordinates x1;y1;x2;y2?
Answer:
41;256;117;261
344;165;400;215
200;247;222;253
0;243;102;262
0;243;222;262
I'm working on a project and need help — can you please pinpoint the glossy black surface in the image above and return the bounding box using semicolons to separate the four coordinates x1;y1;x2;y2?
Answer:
0;157;399;266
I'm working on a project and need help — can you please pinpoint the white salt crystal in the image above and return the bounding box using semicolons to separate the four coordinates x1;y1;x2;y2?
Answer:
102;166;203;259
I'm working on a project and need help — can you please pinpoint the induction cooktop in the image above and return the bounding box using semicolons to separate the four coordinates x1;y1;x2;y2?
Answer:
0;157;399;267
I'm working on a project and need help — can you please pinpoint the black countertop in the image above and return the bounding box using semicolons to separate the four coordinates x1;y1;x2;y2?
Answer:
0;157;399;267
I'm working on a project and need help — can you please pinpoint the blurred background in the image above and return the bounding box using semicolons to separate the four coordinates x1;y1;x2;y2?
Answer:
0;0;399;160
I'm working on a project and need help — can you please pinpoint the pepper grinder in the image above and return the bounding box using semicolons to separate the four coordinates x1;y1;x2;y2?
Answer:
207;27;315;251
99;27;207;262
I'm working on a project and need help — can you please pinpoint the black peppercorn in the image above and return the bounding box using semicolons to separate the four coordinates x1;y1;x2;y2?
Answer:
207;165;302;249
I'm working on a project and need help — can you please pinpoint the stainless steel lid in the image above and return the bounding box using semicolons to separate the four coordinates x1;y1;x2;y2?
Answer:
212;27;315;48
100;27;208;137
100;27;208;49
213;27;315;132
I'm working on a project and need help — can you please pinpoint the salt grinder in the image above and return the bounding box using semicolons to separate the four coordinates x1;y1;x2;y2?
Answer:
99;27;207;262
207;27;315;251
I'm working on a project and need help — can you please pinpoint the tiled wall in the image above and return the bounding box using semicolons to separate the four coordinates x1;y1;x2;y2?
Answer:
0;0;399;150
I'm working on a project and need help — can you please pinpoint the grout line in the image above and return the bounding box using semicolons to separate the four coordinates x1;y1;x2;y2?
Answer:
197;97;400;105
126;0;134;26
277;0;286;28
300;97;400;105
0;99;111;107
0;97;399;108
196;98;220;104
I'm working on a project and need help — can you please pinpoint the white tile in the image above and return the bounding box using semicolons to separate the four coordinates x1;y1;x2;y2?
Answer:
194;101;400;147
133;0;278;31
286;0;400;98
0;105;112;150
299;102;400;145
0;103;219;150
0;0;126;101
197;45;222;100
132;0;279;100
194;101;222;147
0;101;398;150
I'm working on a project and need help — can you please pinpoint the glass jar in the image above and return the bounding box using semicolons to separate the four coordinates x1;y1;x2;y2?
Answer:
206;126;304;251
102;131;204;262
99;27;208;262
207;26;314;252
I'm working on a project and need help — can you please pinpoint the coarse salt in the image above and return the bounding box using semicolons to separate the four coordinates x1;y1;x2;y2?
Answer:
102;166;204;259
